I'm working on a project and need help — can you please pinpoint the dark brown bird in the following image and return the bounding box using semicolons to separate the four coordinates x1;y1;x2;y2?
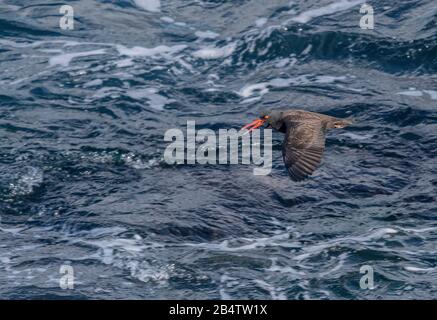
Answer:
241;110;352;181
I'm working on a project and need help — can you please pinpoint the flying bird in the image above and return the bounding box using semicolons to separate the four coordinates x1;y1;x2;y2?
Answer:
241;110;352;181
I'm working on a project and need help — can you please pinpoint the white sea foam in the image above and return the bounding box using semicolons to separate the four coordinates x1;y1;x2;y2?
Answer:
0;39;36;48
293;228;398;261
78;150;161;170
37;49;63;53
318;253;348;277
219;274;236;300
161;16;174;23
340;132;373;140
238;75;346;99
397;90;423;97
83;79;103;88
292;0;365;23
115;58;134;68
398;226;437;234
0;39;111;50
315;75;346;83
116;44;187;57
424;90;437;100
301;44;312;55
49;49;106;67
91;87;122;99
255;18;268;27
68;226;127;238
126;88;173;110
404;266;436;273
195;30;220;39
9;167;44;196
275;58;291;68
75;227;169;283
120;153;160;169
181;227;299;252
133;0;161;12
397;89;437;99
192;43;236;59
84;236;172;283
254;279;286;300
0;226;25;235
267;258;306;276
239;82;270;98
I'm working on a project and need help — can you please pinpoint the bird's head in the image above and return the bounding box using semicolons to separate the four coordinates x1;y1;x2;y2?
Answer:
240;110;284;132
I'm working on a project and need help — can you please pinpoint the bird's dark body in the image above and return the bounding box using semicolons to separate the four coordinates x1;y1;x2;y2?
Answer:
261;109;352;181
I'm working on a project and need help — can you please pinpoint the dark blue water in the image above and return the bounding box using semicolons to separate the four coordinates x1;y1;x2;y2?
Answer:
0;0;436;299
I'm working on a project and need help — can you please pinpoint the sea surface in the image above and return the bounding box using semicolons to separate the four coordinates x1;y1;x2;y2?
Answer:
0;0;436;299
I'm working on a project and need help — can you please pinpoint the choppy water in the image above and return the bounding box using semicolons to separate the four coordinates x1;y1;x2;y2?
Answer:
0;0;436;299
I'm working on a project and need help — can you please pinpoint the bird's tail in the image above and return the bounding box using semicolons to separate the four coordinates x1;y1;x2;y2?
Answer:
332;117;353;129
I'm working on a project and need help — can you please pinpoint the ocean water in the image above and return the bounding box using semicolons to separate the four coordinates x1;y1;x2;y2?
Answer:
0;0;436;299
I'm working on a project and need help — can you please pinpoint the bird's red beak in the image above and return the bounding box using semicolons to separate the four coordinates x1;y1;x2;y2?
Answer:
240;118;266;132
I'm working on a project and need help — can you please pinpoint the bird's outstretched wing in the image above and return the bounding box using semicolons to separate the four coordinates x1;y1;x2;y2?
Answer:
282;120;326;181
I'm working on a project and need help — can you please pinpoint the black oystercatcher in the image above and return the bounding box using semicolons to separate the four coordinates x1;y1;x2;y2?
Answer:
241;110;353;181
